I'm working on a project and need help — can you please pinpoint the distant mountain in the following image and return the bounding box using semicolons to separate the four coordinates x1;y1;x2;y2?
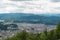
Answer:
0;13;60;25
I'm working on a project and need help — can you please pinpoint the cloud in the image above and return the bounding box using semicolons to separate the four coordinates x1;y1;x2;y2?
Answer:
10;0;22;1
10;0;37;1
10;0;26;1
54;7;60;10
0;0;60;14
51;0;60;2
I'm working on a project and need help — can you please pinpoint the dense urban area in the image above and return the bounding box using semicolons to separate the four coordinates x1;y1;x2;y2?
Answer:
2;22;60;40
0;20;57;40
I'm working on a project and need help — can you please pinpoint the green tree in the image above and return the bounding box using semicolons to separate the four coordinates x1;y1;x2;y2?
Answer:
56;22;60;39
40;33;47;40
6;30;28;40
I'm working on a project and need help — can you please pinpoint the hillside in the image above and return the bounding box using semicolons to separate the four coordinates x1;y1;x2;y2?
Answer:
0;13;60;25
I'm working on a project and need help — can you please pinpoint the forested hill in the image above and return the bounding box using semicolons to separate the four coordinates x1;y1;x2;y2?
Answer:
0;13;60;25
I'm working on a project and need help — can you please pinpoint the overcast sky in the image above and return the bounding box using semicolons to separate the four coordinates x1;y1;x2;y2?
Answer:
0;0;60;14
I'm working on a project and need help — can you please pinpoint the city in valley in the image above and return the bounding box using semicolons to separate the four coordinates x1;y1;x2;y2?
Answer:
0;20;56;39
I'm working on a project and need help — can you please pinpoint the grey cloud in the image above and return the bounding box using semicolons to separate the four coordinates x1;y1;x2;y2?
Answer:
4;3;17;7
54;7;60;10
51;0;60;2
9;8;24;13
10;0;32;1
0;4;7;9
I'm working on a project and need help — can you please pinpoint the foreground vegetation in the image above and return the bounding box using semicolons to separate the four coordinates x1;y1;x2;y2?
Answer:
4;22;60;40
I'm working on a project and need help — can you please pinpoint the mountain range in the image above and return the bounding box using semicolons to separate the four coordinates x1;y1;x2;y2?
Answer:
0;13;60;25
